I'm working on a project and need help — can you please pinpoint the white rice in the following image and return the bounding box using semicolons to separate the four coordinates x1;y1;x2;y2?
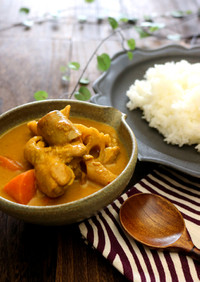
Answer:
126;60;200;152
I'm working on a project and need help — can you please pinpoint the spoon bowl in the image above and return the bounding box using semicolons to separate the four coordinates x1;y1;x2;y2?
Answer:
120;193;200;262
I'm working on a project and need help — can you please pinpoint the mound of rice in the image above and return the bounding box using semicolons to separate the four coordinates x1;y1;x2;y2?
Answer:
126;60;200;152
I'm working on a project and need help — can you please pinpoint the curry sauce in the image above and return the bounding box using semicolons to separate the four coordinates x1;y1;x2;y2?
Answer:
0;116;128;206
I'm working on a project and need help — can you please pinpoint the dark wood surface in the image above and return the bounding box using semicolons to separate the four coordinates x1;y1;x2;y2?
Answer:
0;0;199;281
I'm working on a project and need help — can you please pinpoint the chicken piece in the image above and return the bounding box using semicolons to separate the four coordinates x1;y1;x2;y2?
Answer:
27;105;71;137
75;124;120;163
27;120;38;136
35;156;75;198
24;136;45;164
60;105;71;119
103;146;120;164
68;158;87;184
84;156;117;186
35;157;74;198
37;110;81;145
24;136;75;198
46;142;87;163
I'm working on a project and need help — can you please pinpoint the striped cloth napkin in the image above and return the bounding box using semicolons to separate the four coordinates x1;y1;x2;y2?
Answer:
79;167;200;282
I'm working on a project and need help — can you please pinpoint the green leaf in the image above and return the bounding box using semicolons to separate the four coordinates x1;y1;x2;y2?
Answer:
171;10;185;18
149;26;159;32
120;17;129;23
127;51;133;60
141;21;164;27
68;62;80;71
127;38;136;50
85;0;95;2
97;53;111;72
128;18;138;25
22;20;34;28
61;75;70;82
19;7;30;14
34;91;48;101
171;10;192;18
79;78;90;85
167;34;181;41
134;26;150;38
60;66;67;73
143;15;153;22
108;17;118;29
74;86;91;101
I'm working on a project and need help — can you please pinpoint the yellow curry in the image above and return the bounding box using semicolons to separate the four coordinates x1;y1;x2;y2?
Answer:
0;105;128;206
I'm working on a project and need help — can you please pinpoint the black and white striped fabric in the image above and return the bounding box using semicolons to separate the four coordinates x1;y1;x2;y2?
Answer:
79;167;200;281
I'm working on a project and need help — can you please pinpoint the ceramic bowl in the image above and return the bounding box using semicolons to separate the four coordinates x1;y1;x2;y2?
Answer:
0;99;137;225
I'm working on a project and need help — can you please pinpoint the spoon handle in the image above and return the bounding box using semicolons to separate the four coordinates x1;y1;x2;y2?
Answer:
189;246;200;262
174;229;200;262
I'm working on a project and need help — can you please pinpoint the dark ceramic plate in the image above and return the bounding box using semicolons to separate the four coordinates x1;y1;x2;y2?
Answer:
91;45;200;177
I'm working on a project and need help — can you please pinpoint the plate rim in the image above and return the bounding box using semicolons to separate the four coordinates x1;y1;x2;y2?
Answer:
93;44;200;95
91;44;200;177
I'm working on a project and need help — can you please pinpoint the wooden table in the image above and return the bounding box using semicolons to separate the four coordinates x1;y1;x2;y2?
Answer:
0;1;199;281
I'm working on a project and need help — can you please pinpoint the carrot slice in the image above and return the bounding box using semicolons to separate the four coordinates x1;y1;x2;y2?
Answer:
0;155;23;171
4;169;36;205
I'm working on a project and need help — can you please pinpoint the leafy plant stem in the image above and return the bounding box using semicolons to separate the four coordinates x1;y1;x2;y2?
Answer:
67;29;118;99
117;28;126;51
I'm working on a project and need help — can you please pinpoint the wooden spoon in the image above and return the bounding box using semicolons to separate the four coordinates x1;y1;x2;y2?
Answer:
119;193;200;262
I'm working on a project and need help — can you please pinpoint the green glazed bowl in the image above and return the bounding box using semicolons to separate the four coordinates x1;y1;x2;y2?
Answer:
0;99;137;225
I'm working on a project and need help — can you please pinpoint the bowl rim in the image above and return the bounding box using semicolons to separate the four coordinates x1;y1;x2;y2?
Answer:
0;99;137;212
0;99;117;119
